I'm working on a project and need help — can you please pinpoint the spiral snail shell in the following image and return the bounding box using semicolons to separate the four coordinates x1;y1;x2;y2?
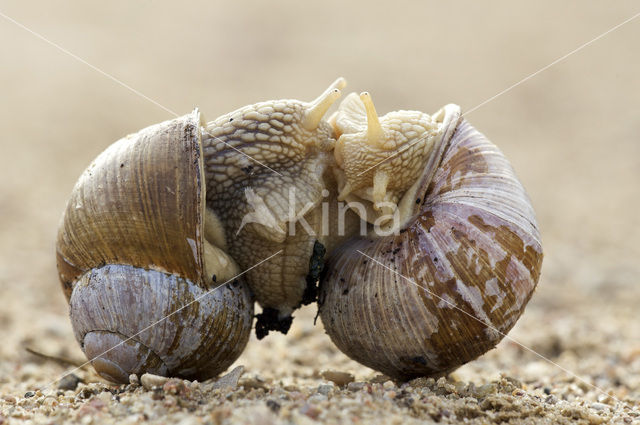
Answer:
318;94;543;380
56;111;254;383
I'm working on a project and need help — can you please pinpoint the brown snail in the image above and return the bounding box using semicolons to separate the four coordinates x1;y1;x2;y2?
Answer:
56;78;542;383
56;111;256;383
55;80;351;382
318;92;543;381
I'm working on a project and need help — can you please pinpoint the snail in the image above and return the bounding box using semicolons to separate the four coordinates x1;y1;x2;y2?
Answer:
318;92;543;381
55;79;353;381
56;111;254;383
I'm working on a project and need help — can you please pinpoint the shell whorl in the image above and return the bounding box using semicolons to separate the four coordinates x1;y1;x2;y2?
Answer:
319;115;543;380
70;265;252;383
56;111;208;295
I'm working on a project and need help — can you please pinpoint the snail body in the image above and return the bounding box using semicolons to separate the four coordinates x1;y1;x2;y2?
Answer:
319;96;543;380
200;78;349;337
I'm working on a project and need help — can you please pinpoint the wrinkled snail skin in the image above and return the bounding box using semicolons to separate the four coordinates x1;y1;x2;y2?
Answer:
201;78;348;337
56;111;254;383
319;103;543;381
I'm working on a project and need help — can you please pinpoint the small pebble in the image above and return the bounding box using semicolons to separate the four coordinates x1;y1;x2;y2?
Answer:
321;370;354;386
545;395;558;405
24;391;35;398
129;374;139;385
57;373;81;391
369;374;390;384
308;393;328;404
471;383;497;398
240;375;268;390
163;379;190;397
266;399;281;413
97;391;112;404
590;402;608;411
300;403;322;420
211;366;244;390
317;384;333;395
347;382;366;392
140;373;169;390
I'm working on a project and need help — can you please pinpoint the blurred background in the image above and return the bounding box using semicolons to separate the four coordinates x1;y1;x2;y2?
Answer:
0;0;638;398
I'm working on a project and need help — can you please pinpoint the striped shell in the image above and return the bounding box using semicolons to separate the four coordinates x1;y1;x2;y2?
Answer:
56;111;254;383
318;107;543;380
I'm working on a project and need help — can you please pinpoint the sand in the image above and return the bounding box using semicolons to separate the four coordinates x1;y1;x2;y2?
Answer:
1;1;639;423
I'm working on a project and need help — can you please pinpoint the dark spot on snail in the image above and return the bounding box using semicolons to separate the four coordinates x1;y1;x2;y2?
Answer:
255;307;293;340
212;274;217;283
418;211;435;233
57;373;81;391
241;165;255;174
409;356;427;366
302;241;326;305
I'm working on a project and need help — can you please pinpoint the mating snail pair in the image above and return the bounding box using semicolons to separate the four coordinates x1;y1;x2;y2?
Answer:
56;78;543;383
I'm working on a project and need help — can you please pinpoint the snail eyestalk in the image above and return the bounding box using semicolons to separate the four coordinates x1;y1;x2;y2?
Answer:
302;77;347;131
359;92;385;148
